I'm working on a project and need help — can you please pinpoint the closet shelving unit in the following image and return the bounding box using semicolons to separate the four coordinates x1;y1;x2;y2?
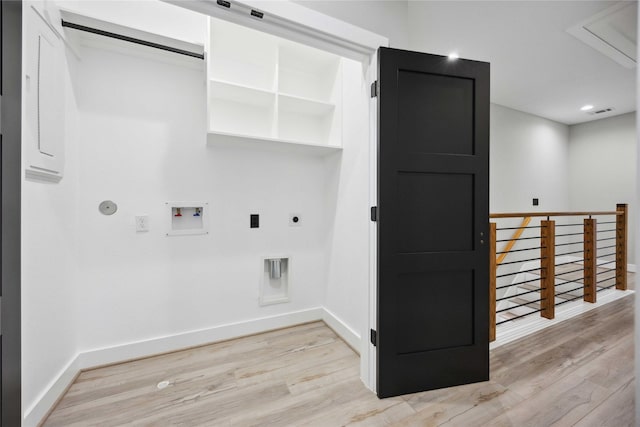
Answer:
206;18;343;155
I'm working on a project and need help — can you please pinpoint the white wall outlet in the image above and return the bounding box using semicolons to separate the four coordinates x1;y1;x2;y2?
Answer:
135;215;149;232
289;213;302;226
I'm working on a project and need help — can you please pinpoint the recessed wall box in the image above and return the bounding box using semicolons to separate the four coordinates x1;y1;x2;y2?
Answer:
166;202;209;236
260;256;290;306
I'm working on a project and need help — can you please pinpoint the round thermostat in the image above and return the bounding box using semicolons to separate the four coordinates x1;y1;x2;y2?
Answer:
99;200;118;216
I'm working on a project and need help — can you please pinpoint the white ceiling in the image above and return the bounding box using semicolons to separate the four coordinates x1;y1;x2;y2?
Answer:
407;1;637;125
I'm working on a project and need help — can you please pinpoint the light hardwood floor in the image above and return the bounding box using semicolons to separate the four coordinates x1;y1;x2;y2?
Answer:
44;295;635;426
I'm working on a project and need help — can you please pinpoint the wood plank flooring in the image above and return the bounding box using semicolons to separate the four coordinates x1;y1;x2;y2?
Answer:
44;295;635;426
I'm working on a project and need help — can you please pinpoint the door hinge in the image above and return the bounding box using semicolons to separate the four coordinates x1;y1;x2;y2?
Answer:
370;80;378;98
370;206;377;222
370;329;377;346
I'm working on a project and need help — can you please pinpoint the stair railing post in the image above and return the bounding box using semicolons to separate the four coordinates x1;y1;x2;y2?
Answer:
540;219;555;319
584;218;597;303
616;204;628;290
489;222;496;342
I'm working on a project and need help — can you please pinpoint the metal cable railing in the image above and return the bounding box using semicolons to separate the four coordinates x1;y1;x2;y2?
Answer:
488;204;629;342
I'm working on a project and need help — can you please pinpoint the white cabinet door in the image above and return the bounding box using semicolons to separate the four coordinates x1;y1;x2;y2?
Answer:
25;7;65;182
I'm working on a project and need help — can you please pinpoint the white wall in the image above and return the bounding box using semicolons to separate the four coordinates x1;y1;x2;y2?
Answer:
489;104;570;292
569;112;636;262
323;59;370;349
65;0;371;367
22;1;79;421
490;104;570;214
72;43;329;350
293;0;408;48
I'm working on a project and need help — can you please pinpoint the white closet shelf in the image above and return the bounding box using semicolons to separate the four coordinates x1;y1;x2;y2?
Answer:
278;93;335;116
210;79;275;107
207;131;342;156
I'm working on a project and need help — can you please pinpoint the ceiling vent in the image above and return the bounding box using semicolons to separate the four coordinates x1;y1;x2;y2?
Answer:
567;2;637;69
587;107;615;116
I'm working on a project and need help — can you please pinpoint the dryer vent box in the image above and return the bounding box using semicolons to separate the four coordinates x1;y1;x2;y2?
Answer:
260;256;290;306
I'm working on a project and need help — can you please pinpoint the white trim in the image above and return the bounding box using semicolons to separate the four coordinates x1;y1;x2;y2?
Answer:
58;8;205;57
25;168;62;183
207;131;343;156
25;306;370;426
23;357;81;427
163;0;387;62
566;2;636;69
77;307;323;368
322;307;361;354
30;5;62;39
366;50;379;394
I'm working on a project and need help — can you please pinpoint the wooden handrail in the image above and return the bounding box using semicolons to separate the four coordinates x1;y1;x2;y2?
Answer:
496;217;531;265
490;211;621;219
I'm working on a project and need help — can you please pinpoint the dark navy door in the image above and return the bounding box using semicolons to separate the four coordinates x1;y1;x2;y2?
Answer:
376;47;490;398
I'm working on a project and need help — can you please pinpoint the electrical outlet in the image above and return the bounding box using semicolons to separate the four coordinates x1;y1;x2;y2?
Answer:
136;215;149;232
289;213;302;226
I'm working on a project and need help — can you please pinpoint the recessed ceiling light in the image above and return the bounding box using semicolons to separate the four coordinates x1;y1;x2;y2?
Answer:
580;104;594;111
448;52;459;60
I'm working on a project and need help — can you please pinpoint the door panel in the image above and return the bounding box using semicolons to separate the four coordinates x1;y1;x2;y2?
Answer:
396;172;474;252
395;270;474;353
397;71;474;155
376;47;489;398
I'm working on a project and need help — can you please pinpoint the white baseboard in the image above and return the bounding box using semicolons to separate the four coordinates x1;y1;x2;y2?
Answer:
23;356;81;427
321;307;362;354
76;307;324;369
24;306;363;427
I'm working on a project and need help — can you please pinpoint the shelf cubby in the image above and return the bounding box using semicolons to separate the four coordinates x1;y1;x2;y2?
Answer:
208;17;277;92
208;80;275;138
206;17;343;153
278;94;337;146
278;40;341;103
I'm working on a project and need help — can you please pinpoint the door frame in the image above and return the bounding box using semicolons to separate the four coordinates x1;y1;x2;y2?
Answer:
367;49;379;393
164;0;385;393
1;0;23;425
